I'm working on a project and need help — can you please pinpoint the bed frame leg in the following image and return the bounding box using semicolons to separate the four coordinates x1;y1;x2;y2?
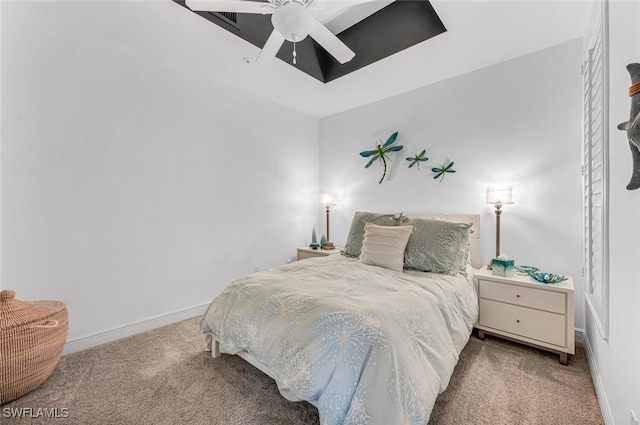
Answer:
212;338;221;358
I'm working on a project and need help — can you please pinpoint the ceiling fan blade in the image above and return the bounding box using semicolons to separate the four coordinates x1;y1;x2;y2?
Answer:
306;0;325;12
309;21;355;64
322;0;393;34
185;0;272;14
256;30;286;63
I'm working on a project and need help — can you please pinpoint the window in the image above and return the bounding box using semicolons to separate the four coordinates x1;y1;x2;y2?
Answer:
582;0;609;339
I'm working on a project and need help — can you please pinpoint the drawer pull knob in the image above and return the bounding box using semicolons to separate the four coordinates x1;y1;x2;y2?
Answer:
516;320;520;323
516;295;520;298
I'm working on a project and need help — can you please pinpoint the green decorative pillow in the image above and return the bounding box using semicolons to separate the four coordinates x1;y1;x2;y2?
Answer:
403;218;472;275
342;212;407;258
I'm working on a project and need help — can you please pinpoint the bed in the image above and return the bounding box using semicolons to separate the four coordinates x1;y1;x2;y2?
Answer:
200;213;481;425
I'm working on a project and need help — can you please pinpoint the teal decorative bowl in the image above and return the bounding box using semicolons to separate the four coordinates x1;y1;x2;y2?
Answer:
515;265;539;274
527;270;567;284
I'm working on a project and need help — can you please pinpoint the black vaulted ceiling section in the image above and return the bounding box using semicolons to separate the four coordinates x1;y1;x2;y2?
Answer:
174;0;446;83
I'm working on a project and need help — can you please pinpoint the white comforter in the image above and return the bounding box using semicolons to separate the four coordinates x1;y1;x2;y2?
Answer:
200;254;478;425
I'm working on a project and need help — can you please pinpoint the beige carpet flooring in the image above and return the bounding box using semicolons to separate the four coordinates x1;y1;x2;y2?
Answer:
2;317;604;425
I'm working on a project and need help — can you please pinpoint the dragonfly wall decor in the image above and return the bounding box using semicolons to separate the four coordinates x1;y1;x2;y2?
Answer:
406;150;429;170
359;132;403;184
432;161;456;182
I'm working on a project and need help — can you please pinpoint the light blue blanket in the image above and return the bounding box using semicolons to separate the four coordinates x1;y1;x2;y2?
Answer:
200;254;478;424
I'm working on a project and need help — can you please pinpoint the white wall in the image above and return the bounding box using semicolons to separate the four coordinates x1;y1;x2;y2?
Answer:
320;39;585;328
584;1;640;424
1;1;319;343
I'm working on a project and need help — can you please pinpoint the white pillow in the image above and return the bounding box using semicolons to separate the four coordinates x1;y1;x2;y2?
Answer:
360;223;414;272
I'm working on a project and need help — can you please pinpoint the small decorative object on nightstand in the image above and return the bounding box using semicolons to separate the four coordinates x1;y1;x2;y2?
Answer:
492;254;514;276
297;246;341;261
309;227;319;250
474;266;575;365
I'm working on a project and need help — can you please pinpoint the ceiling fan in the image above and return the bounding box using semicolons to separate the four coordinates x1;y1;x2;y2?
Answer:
185;0;360;64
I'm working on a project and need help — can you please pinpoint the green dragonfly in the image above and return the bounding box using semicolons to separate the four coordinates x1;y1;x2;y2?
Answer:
406;150;428;170
432;161;456;182
359;131;403;184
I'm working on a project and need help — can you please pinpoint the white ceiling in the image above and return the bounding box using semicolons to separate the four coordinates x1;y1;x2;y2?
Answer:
168;0;595;118
27;0;595;118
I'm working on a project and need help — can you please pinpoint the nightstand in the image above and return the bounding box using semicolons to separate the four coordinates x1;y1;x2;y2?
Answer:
297;247;341;260
473;267;575;365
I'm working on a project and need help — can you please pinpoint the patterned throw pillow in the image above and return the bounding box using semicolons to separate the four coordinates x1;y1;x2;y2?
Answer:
360;223;414;272
403;218;472;275
342;212;407;258
360;223;413;272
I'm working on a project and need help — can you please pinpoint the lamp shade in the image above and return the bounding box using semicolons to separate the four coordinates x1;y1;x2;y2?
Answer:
319;193;336;207
486;186;514;204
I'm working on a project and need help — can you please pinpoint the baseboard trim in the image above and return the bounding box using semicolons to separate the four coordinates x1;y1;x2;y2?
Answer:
583;331;614;425
574;327;585;344
62;302;210;355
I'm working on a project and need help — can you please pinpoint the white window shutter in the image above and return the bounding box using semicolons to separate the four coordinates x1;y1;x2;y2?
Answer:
582;0;609;339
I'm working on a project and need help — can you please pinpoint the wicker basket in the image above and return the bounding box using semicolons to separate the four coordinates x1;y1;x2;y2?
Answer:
0;290;68;404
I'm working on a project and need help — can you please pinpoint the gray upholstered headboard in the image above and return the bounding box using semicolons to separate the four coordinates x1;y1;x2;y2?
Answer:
405;214;482;269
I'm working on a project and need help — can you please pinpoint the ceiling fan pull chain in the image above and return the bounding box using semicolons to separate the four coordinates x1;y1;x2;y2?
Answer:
293;41;297;64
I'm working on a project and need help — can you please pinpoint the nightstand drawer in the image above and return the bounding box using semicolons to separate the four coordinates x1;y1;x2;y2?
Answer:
297;247;341;260
298;250;322;260
478;279;565;314
479;299;566;347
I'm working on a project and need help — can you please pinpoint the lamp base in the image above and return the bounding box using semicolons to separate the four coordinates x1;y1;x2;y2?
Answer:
321;242;335;250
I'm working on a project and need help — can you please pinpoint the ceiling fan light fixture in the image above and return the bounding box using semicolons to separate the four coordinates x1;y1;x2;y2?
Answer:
271;1;315;42
184;0;355;66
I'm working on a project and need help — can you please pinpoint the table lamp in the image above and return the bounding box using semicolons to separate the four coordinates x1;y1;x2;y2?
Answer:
319;193;336;250
486;186;514;266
